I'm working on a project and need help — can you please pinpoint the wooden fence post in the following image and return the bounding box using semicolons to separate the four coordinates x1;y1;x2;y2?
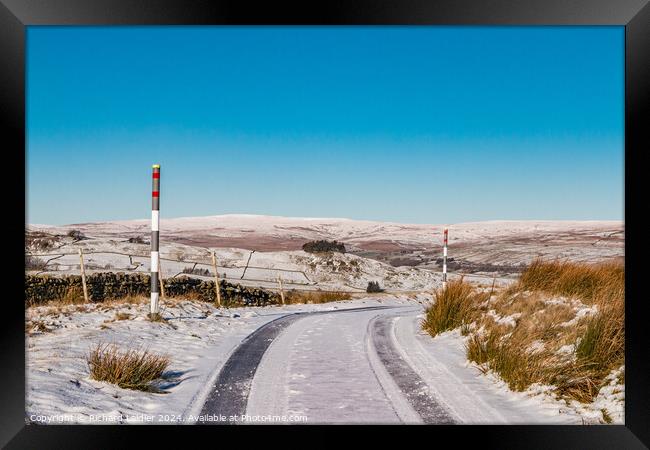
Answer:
277;275;285;305
212;252;221;307
158;259;166;298
78;248;89;303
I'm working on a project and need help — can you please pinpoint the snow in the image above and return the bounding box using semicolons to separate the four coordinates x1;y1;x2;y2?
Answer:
487;309;520;328
27;233;452;292
29;214;623;268
392;314;578;424
561;304;599;327
541;296;599;328
557;344;575;355
527;340;546;354
26;294;622;424
35;214;620;246
405;316;623;424
246;299;416;423
27;300;265;424
590;367;625;424
26;297;399;424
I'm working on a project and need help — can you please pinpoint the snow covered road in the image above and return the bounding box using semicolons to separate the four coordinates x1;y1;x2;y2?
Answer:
27;296;585;425
199;300;579;425
244;306;421;424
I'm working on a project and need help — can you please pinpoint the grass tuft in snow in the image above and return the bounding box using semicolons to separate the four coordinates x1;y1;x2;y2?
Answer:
114;312;131;321
601;408;613;424
87;343;170;392
465;259;624;404
575;293;624;382
422;280;488;337
147;312;164;322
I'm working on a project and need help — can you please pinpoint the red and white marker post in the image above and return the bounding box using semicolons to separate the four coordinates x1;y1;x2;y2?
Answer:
151;164;161;316
442;227;448;290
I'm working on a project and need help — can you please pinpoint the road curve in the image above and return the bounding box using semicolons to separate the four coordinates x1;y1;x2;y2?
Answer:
199;304;455;424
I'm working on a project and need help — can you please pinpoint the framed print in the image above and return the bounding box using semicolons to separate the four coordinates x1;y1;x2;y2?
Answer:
1;0;648;447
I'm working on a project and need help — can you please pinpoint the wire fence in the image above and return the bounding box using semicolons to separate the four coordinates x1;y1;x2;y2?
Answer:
25;249;370;293
26;239;516;297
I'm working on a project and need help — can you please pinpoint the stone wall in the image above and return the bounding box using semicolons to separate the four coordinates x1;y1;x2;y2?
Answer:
25;272;279;307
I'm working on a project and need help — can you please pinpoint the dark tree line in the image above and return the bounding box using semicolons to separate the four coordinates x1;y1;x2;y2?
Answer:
302;240;346;254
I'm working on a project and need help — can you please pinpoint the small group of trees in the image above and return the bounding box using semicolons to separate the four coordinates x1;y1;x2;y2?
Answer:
127;236;149;245
67;229;87;241
366;281;384;293
302;240;346;254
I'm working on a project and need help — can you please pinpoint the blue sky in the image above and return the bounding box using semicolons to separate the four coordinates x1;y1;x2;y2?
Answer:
27;26;624;225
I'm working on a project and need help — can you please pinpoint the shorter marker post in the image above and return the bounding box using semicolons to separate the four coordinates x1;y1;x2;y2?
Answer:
211;252;221;308
277;275;285;305
79;248;89;303
442;227;448;290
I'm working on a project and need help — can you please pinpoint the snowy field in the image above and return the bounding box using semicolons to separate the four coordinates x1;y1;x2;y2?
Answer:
26;229;474;293
29;215;624;270
26;297;403;424
26;215;623;292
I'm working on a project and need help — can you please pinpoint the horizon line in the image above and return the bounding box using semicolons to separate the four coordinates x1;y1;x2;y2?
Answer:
26;213;625;228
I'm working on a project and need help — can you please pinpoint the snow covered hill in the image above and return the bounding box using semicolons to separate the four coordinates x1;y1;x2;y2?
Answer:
28;214;624;273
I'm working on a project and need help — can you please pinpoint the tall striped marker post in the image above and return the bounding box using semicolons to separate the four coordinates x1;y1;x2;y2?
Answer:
151;164;161;316
442;227;448;290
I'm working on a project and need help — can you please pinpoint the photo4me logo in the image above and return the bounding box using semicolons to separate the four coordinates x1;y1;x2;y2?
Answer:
191;414;308;423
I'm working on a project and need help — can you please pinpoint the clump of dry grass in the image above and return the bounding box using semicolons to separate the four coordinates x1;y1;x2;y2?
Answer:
465;259;624;403
114;312;131;321
60;286;86;305
422;280;489;337
575;292;624;382
28;320;52;334
515;258;624;305
284;290;352;305
147;312;164;322
87;343;170;392
465;333;550;391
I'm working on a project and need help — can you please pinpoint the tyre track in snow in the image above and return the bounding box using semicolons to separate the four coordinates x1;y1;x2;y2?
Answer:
370;314;457;424
199;305;396;423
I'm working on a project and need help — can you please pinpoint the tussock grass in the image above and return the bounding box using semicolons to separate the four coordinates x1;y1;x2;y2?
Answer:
87;343;170;392
422;280;489;337
575;294;624;379
60;286;86;305
601;408;613;424
29;320;52;333
147;312;164;322
463;259;624;403
515;259;624;305
284;290;352;304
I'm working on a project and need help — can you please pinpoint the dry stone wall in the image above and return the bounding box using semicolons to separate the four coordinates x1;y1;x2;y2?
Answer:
25;272;279;307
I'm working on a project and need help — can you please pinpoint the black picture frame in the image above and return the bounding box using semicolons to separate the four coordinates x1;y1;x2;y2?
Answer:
2;0;647;447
